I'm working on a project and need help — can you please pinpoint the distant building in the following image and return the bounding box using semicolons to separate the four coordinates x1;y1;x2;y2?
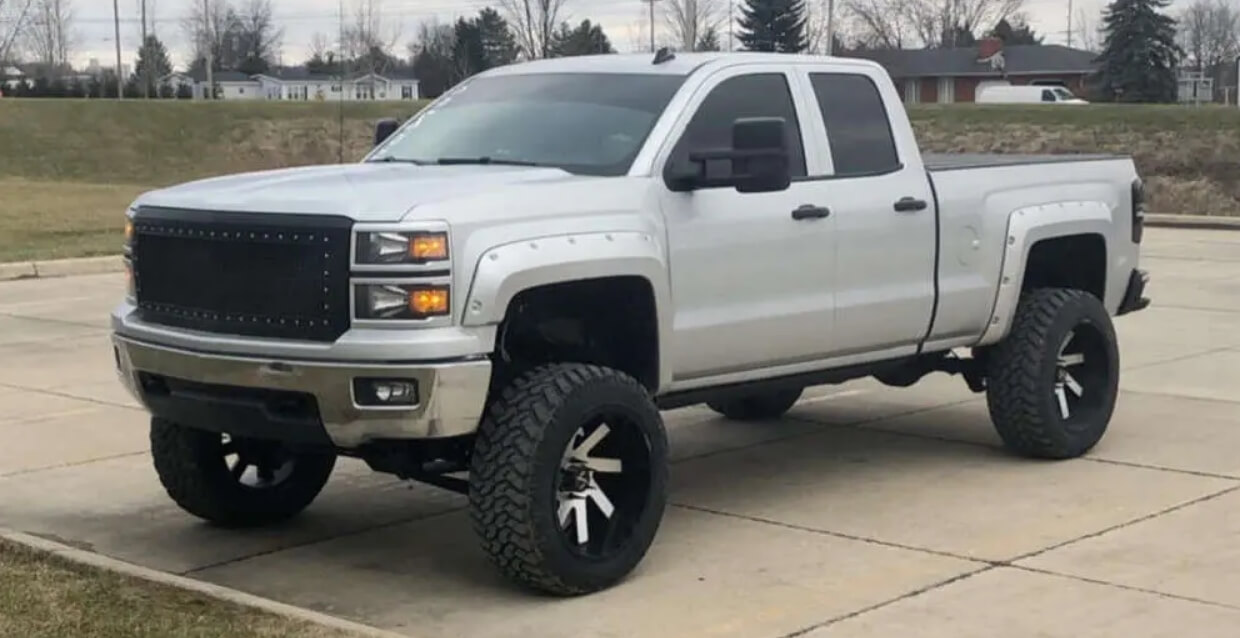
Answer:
852;39;1101;103
161;67;421;102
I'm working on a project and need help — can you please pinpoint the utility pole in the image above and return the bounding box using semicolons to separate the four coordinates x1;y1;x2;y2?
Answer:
204;0;214;99
113;0;124;99
643;0;658;52
1066;0;1073;48
728;0;733;51
141;0;149;98
826;0;835;55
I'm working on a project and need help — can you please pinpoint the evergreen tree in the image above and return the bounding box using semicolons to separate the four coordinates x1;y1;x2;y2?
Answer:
697;26;722;51
1095;0;1182;102
548;20;614;57
737;0;808;52
990;18;1042;44
454;8;519;78
134;35;173;97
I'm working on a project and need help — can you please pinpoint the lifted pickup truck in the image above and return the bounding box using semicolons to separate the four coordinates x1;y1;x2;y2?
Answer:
113;51;1150;596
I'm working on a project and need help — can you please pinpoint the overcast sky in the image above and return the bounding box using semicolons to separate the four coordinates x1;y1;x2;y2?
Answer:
74;0;1114;70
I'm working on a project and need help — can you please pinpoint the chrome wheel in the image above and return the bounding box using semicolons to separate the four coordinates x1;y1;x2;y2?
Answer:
555;417;652;559
221;433;297;489
1051;321;1112;430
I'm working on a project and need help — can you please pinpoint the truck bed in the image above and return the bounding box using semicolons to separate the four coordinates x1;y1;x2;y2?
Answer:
924;153;1128;172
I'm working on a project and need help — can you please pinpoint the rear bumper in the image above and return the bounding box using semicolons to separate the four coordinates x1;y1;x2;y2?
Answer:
1117;268;1151;316
113;335;492;449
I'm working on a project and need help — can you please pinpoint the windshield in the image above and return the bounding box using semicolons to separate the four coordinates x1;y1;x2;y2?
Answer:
369;72;687;177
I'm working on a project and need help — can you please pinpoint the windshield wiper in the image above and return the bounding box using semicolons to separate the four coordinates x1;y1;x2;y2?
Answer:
368;156;427;165
434;157;543;167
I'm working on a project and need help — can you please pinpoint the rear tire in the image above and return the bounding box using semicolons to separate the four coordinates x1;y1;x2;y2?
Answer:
469;363;668;596
150;419;336;528
707;388;804;421
985;288;1120;459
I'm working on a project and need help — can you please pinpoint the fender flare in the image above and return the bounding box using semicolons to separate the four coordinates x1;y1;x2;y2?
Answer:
462;231;673;389
976;201;1114;346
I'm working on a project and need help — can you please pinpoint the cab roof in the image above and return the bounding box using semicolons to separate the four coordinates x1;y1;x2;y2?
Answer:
482;51;880;78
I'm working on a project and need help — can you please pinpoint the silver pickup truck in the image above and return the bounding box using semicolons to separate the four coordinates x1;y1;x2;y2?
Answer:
113;51;1150;596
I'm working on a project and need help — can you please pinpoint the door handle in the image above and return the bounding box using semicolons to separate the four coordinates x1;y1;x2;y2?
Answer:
894;197;928;212
792;205;831;220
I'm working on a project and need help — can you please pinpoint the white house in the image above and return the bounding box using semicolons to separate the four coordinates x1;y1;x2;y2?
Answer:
161;67;420;102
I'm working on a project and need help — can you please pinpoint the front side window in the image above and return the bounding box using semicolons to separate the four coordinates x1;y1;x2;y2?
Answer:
809;72;900;176
1042;89;1056;102
669;73;807;180
370;72;686;177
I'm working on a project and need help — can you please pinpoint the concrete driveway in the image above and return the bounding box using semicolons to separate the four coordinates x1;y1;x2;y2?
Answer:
2;226;1239;637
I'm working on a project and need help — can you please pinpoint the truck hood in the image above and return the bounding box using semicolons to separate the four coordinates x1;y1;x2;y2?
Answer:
135;162;580;222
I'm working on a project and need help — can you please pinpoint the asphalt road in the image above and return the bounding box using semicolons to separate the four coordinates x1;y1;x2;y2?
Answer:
2;226;1239;638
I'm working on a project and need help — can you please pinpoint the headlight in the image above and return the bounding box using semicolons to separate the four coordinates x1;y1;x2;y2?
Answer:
123;213;136;302
355;284;450;320
355;231;448;264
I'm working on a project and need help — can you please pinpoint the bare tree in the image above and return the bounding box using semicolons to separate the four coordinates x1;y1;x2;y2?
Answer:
0;0;36;64
233;0;282;71
1072;6;1100;52
1178;0;1240;70
24;0;73;72
843;0;916;49
662;0;722;51
910;0;1023;47
310;31;331;60
499;0;569;59
342;0;402;74
846;0;1021;49
182;0;232;66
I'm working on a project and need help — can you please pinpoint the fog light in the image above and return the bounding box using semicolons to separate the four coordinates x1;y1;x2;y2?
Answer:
354;378;419;407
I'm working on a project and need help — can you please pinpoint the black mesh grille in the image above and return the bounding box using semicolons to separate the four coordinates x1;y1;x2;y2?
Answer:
132;207;353;342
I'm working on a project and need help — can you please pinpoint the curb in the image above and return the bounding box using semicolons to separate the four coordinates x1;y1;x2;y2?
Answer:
1145;213;1240;231
0;255;124;282
0;528;409;638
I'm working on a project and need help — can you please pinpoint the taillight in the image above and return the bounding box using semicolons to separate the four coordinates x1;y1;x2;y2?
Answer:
1131;178;1145;243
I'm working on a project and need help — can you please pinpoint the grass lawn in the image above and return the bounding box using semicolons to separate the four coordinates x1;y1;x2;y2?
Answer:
0;179;148;263
0;538;354;638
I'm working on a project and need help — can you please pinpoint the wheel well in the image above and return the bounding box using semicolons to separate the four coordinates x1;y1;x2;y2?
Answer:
1022;234;1107;300
491;276;660;394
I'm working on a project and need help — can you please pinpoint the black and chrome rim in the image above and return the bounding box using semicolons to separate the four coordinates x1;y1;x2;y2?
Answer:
1052;321;1112;428
554;413;652;559
220;433;296;489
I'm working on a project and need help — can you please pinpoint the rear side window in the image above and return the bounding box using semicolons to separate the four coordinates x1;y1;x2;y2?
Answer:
674;73;807;179
809;73;900;177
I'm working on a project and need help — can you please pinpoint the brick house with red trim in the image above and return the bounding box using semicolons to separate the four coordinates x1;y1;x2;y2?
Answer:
852;38;1100;103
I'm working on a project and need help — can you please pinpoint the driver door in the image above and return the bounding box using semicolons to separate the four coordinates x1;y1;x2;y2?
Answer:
657;68;837;383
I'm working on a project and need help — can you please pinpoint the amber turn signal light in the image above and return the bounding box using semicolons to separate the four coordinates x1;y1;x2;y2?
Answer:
409;287;449;316
410;234;448;261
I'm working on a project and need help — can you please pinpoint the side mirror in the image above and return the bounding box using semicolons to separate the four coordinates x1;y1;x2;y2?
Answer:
374;118;401;147
729;117;792;193
669;117;792;193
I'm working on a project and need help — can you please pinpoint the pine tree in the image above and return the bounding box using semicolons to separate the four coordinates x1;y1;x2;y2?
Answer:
548;20;614;57
134;35;173;98
1095;0;1182;102
696;26;722;51
737;0;808;53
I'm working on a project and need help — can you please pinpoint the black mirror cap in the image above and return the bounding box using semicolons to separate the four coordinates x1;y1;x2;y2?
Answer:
374;118;401;147
732;117;792;193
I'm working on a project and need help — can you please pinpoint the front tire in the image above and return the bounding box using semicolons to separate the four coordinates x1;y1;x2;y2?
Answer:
985;288;1120;459
707;388;804;421
469;363;669;596
150;419;337;528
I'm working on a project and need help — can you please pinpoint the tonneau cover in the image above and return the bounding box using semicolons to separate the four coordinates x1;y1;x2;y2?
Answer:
924;153;1128;171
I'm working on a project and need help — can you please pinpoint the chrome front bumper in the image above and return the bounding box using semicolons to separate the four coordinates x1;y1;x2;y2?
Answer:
113;335;492;449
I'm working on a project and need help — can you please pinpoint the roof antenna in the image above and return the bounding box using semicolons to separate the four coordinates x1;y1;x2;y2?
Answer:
653;47;676;65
